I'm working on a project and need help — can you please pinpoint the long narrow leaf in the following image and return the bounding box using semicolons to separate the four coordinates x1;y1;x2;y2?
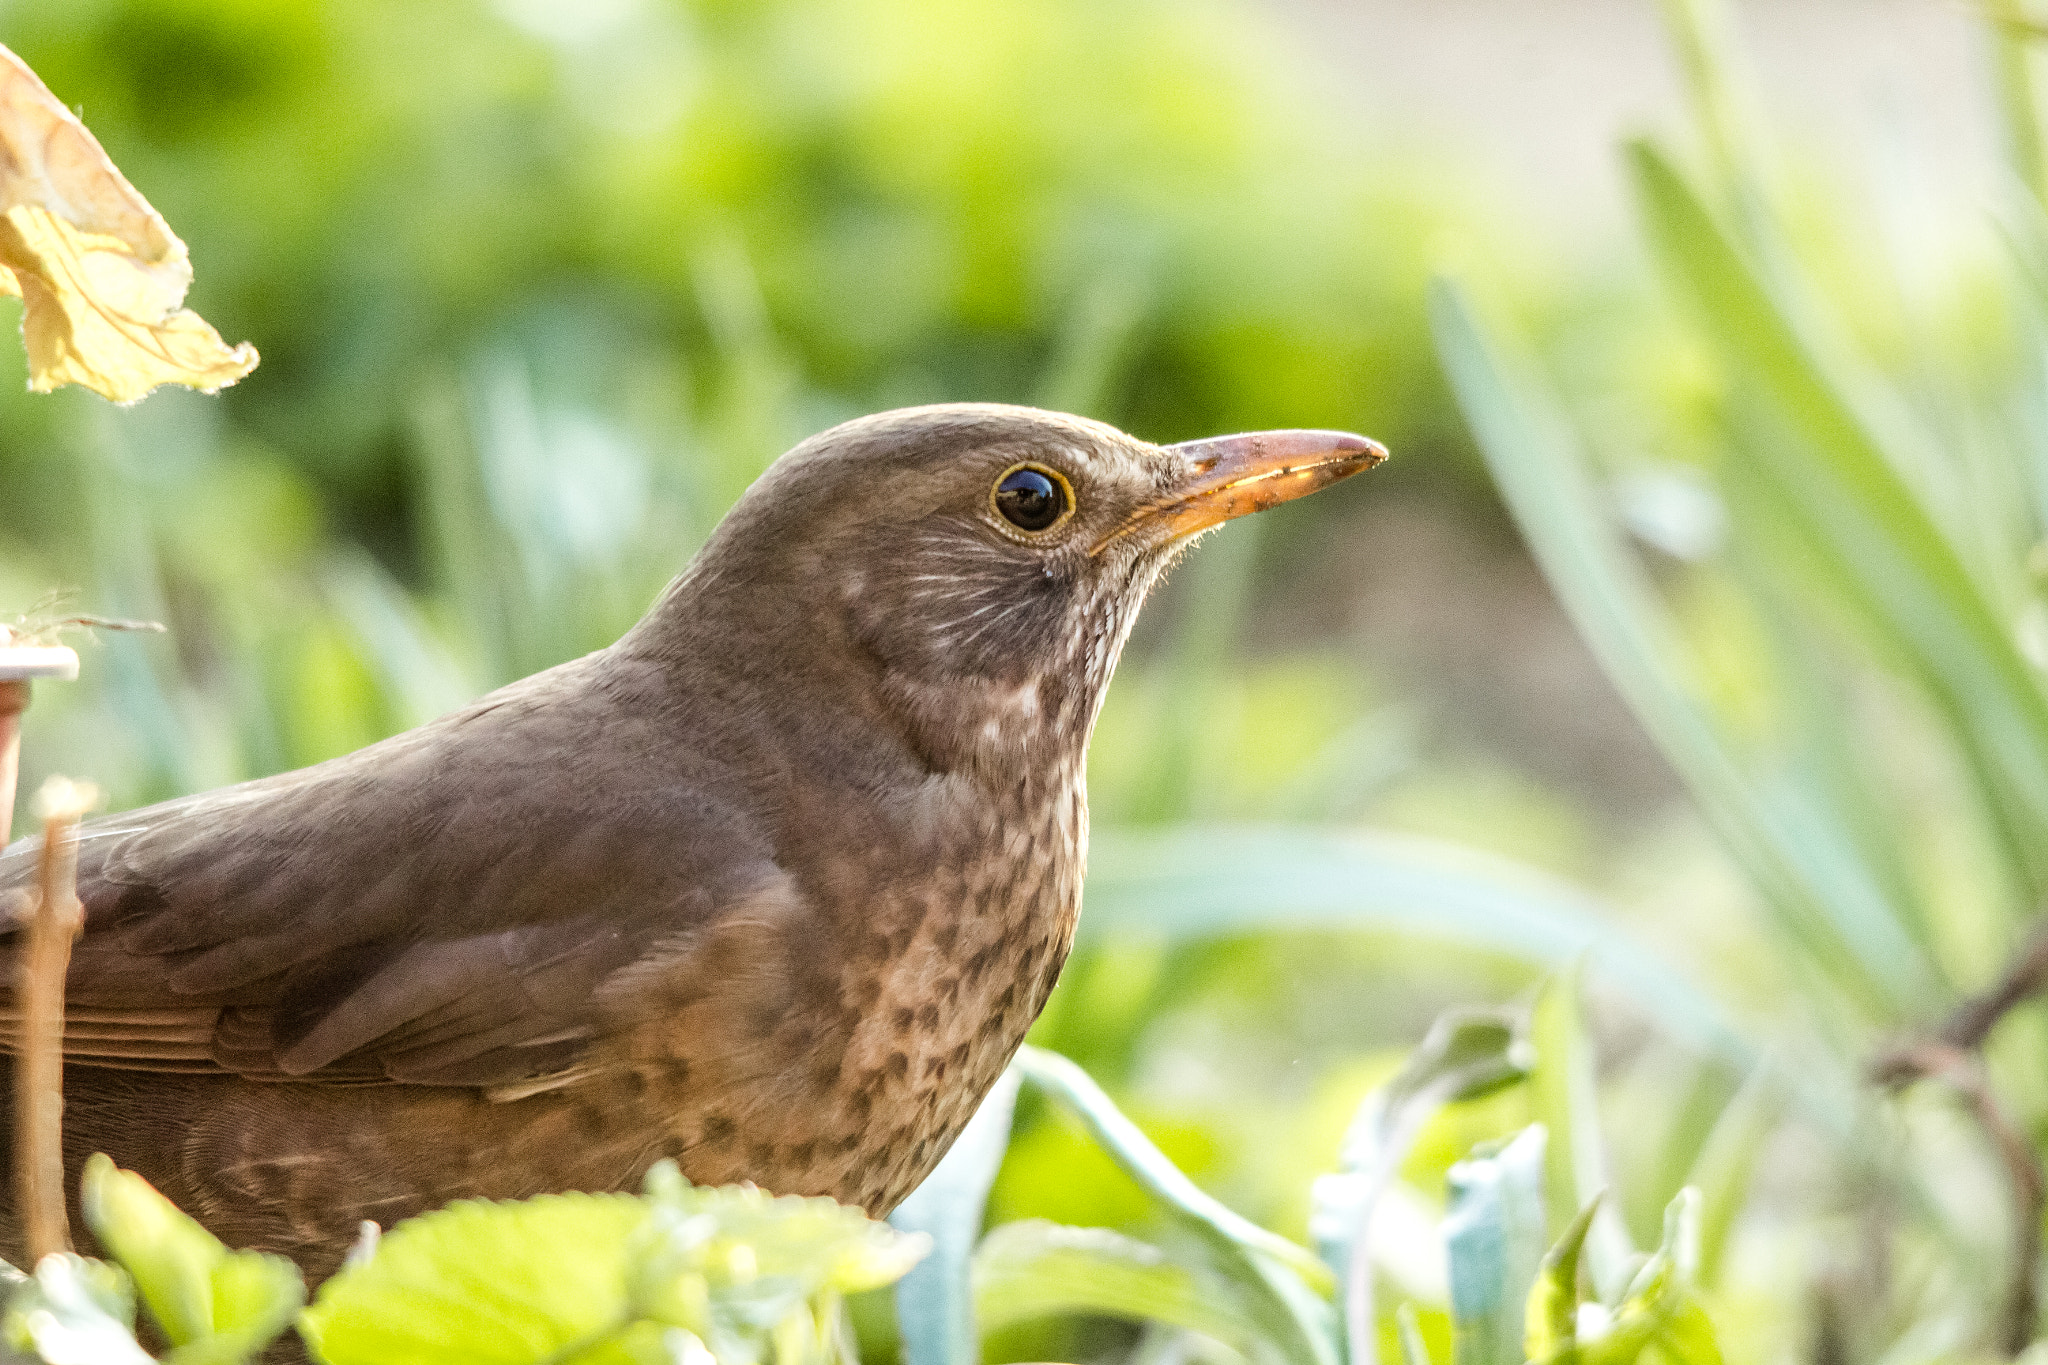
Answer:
1313;1009;1529;1365
891;1070;1021;1365
1016;1046;1339;1365
1631;139;2048;912
971;1221;1250;1351
1443;1126;1549;1365
1083;825;1753;1070
1528;971;1636;1295
1431;276;1940;1019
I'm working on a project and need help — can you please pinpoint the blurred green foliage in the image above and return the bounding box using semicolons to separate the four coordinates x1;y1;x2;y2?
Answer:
1437;0;2048;1357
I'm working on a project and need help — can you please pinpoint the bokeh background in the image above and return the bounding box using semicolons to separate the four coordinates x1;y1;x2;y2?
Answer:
7;0;2048;1360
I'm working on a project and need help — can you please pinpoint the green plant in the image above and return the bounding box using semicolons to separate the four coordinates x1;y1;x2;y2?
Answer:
1434;0;2048;1353
0;1157;927;1365
892;977;1732;1365
0;979;1722;1365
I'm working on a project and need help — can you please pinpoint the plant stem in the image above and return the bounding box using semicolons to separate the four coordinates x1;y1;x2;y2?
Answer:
1870;1041;2044;1353
17;786;86;1262
0;679;26;848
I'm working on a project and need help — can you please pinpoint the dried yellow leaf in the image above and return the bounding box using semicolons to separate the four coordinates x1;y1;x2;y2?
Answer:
0;44;256;403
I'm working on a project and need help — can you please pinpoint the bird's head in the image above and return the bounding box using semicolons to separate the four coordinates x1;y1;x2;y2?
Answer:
636;403;1385;775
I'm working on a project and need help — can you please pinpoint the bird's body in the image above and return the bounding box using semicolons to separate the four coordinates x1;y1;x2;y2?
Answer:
0;404;1381;1283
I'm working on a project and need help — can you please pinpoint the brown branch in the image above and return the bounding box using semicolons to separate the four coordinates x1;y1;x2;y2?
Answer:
1871;1042;2047;1355
15;779;91;1263
1866;916;2048;1355
0;678;26;849
1935;917;2048;1052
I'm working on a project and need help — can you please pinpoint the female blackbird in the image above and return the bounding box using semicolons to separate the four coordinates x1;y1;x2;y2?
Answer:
0;403;1383;1281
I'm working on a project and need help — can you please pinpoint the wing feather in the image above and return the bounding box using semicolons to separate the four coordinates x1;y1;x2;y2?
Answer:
0;654;792;1092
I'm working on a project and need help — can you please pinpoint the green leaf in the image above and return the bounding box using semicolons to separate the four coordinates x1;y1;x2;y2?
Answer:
303;1173;922;1365
1631;137;2048;914
80;1154;215;1345
1015;1046;1338;1365
1443;1125;1548;1365
1524;1195;1601;1364
1430;274;1936;1021
890;1069;1020;1365
1312;1007;1529;1365
630;1167;928;1365
299;1192;649;1365
1;1253;151;1365
971;1220;1249;1350
1083;826;1751;1069
1393;1304;1433;1365
1016;1047;1329;1293
80;1154;303;1363
1528;973;1634;1295
1581;1191;1721;1365
1683;1065;1779;1289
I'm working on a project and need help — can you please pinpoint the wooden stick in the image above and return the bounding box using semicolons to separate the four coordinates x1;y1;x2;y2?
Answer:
0;678;26;849
17;778;93;1262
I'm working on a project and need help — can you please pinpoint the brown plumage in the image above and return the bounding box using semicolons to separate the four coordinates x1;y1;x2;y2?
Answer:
0;403;1382;1284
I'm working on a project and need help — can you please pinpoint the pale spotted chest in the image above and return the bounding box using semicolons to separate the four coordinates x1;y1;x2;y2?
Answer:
830;756;1085;1210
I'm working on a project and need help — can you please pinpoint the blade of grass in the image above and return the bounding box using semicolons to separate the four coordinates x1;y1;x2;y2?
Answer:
1431;276;1942;1019
1630;140;2048;912
1682;1062;1778;1290
891;1068;1021;1365
971;1220;1251;1352
1529;969;1636;1297
1015;1046;1338;1365
1988;0;2048;210
1084;823;1756;1073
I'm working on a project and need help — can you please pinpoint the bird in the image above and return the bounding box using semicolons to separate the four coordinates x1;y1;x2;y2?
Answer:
0;402;1384;1285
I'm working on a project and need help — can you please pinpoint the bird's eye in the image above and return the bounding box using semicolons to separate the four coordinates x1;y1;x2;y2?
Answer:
991;463;1074;534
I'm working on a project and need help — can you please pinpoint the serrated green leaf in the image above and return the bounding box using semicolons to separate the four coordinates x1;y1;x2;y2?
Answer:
2;1253;150;1365
971;1220;1249;1350
637;1167;927;1300
81;1153;304;1364
161;1254;305;1365
629;1168;927;1364
81;1153;220;1345
300;1192;649;1365
1444;1125;1548;1365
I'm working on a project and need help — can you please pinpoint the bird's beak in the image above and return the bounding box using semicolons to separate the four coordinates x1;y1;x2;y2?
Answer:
1093;429;1388;554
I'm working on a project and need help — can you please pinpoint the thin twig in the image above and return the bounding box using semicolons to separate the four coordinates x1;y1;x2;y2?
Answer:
16;778;94;1262
2;606;165;650
1866;915;2048;1355
1935;917;2048;1051
1871;1042;2046;1353
0;679;25;849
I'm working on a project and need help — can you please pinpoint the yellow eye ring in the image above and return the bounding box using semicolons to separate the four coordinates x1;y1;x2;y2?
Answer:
990;462;1076;535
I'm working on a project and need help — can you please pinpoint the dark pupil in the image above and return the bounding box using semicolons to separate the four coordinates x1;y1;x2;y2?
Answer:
995;468;1066;531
